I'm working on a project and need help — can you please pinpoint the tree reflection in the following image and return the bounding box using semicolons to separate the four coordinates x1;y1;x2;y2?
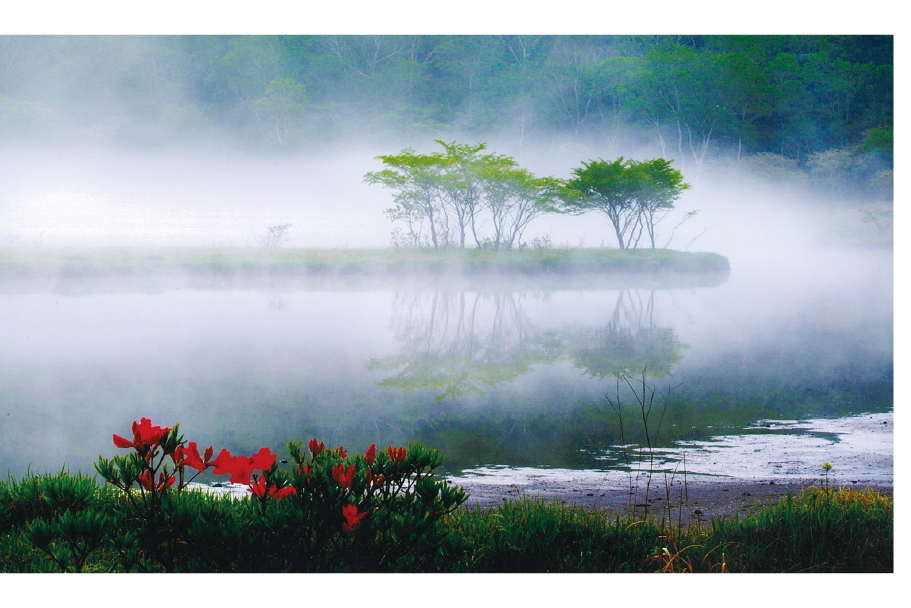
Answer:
566;290;684;379
365;291;558;399
367;288;684;400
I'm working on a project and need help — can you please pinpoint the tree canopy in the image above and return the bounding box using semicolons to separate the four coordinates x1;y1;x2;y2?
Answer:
365;141;564;251
564;158;690;249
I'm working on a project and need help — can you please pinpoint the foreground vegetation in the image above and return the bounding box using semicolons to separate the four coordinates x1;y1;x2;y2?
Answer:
0;472;892;573
0;417;891;573
0;247;730;278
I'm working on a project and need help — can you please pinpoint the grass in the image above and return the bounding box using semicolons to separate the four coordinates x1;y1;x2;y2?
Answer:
447;487;892;572
0;473;891;573
0;246;731;278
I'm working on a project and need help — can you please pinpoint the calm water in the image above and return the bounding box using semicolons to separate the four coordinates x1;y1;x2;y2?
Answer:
0;247;892;485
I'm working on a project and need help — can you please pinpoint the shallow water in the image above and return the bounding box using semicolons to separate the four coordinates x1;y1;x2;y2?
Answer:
0;247;892;488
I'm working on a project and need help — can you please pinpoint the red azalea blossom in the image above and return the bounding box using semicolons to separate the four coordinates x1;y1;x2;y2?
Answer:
365;470;384;489
210;448;277;485
248;477;297;500
272;486;296;500
250;447;277;472
308;439;325;456
138;470;155;491
113;417;171;452
387;446;407;463
159;472;176;490
138;470;175;492
342;504;365;533
209;449;235;475
227;456;257;486
332;464;357;489
175;442;207;472
365;444;376;466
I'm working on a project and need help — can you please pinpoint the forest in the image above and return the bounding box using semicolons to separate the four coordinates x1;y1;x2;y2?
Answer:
0;36;892;168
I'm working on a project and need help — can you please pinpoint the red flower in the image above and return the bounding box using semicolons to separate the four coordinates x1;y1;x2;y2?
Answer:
209;448;277;486
249;447;277;472
298;465;311;483
159;472;176;490
365;444;376;466
113;418;171;452
308;439;325;456
227;457;257;486
387;446;407;463
209;449;235;475
342;504;365;533
332;464;357;489
174;442;208;472
248;477;297;500
337;446;347;458
272;486;296;500
138;470;155;491
365;470;384;489
138;470;175;492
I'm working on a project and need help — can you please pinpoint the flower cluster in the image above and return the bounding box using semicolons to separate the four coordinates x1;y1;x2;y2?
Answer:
100;418;465;546
288;438;415;536
112;418;171;454
100;418;295;506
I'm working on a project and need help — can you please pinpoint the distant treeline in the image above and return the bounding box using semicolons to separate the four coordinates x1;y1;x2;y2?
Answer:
0;36;892;169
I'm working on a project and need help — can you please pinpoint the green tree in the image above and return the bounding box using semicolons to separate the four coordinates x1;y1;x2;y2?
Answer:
629;159;691;248
367;141;562;251
251;77;307;146
563;158;641;249
480;163;563;251
564;157;689;249
434;140;490;249
364;148;449;250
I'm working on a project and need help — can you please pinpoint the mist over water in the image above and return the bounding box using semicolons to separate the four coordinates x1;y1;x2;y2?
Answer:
0;39;893;485
0;215;892;481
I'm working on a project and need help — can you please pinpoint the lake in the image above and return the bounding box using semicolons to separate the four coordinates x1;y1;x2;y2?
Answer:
0;246;892;494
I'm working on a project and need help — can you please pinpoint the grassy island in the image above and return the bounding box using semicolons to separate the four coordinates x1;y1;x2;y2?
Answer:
0;247;730;279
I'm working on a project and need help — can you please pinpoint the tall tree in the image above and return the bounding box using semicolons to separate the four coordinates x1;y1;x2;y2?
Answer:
480;163;562;251
628;159;691;248
364;148;449;250
564;158;642;249
564;157;688;249
250;77;307;146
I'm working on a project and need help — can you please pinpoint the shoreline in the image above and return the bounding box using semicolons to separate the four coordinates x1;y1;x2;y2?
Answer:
453;474;892;523
450;411;894;521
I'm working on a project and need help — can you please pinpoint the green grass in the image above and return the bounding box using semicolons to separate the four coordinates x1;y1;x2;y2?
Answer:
0;471;891;573
448;487;892;572
0;246;730;278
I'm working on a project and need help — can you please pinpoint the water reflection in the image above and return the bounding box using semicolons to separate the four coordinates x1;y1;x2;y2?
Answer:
366;291;558;399
368;289;684;400
563;290;684;380
0;248;892;480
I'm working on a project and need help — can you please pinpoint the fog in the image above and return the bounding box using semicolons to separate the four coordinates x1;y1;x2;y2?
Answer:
0;35;894;496
0;140;884;259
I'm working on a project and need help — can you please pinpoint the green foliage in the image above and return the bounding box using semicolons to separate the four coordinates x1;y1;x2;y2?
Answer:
366;141;565;251
0;35;892;159
0;468;892;572
709;487;893;572
564;157;689;249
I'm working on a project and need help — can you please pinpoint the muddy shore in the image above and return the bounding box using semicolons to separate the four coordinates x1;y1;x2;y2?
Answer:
454;474;892;523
